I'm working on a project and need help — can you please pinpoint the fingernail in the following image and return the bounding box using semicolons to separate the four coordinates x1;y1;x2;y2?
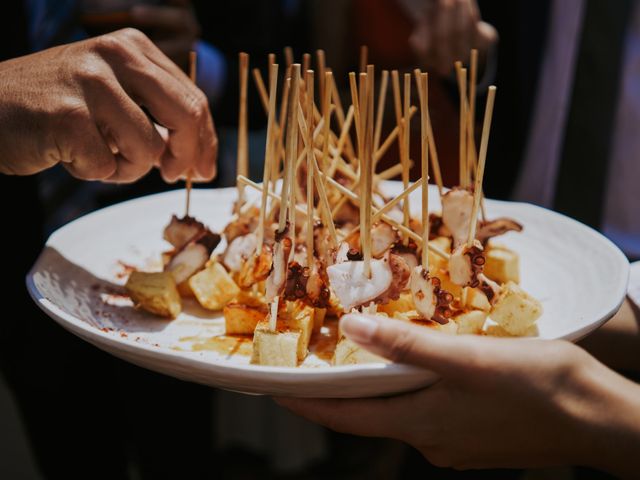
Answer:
341;314;379;343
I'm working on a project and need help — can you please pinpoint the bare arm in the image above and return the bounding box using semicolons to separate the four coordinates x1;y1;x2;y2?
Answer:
579;298;640;373
278;313;640;477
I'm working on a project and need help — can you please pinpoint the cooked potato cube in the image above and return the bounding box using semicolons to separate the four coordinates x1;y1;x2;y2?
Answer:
251;304;314;366
224;302;268;335
454;310;488;334
428;236;452;270
189;261;240;310
490;282;542;335
378;292;414;316
176;280;194;298
431;267;463;298
333;336;386;365
484;323;539;337
464;288;491;312
313;308;326;334
485;244;520;284
125;271;181;318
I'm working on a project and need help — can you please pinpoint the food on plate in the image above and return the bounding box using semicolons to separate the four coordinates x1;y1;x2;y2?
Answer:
121;51;541;367
125;271;182;318
189;261;240;311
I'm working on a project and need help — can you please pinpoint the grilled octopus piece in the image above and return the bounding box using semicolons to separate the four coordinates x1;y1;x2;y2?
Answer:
441;187;474;248
222;232;258;273
476;218;523;245
163;215;207;250
326;252;410;311
283;261;331;308
166;230;221;284
223;206;260;243
449;240;485;288
265;225;293;302
237;243;273;289
410;267;455;324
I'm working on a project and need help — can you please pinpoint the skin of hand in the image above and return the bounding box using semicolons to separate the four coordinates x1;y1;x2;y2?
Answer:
579;298;640;373
409;0;497;76
129;0;201;69
0;28;217;183
277;313;640;477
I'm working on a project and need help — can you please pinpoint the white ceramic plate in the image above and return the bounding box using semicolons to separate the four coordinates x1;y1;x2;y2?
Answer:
27;183;629;398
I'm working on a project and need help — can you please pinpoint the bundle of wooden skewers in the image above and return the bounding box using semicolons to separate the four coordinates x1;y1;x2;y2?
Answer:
125;48;543;367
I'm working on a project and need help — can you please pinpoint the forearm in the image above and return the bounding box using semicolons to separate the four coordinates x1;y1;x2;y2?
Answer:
568;356;640;477
578;298;640;373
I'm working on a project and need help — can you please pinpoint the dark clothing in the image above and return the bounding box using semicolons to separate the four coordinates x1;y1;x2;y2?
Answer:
0;5;213;480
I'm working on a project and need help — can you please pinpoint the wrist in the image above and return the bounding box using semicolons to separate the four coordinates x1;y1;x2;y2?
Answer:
562;353;640;476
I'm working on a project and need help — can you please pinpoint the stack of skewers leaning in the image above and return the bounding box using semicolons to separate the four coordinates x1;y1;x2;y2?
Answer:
125;48;543;367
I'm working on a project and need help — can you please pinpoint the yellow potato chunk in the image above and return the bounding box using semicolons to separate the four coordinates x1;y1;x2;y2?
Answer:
251;304;314;367
189;261;240;311
125;271;181;319
454;310;488;334
378;292;414;316
333;335;387;365
428;236;452;270
484;323;539;338
313;308;326;334
224;302;268;335
485;244;520;284
490;282;542;335
464;288;491;312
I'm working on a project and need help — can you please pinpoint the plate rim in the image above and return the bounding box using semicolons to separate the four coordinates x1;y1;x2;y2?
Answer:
26;183;630;382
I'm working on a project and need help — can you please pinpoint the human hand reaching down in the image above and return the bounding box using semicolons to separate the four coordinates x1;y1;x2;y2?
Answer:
401;0;497;76
277;313;640;477
0;28;217;183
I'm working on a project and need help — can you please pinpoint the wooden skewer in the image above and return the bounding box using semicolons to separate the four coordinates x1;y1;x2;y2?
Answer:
288;68;301;249
359;45;368;73
321;71;333;173
329;73;357;165
413;68;444;197
419;72;429;269
373;70;389;153
455;62;467;188
279;65;300;232
401;73;411;245
185;50;197;216
305;69;316;267
256;63;279;253
374;106;417;165
362;66;374;277
237;176;316;220
311;157;339;248
349;72;362;149
237;52;250;213
316;49;326;96
468;49;478;181
275;75;291;180
373;178;422;222
377;160;414;181
284;46;294;68
319;171;449;260
302;53;311;75
467;86;496;246
391;70;405;166
328;105;355;177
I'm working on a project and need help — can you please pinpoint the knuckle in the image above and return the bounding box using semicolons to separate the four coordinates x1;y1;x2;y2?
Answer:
116;27;148;45
92;32;128;58
186;91;209;122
